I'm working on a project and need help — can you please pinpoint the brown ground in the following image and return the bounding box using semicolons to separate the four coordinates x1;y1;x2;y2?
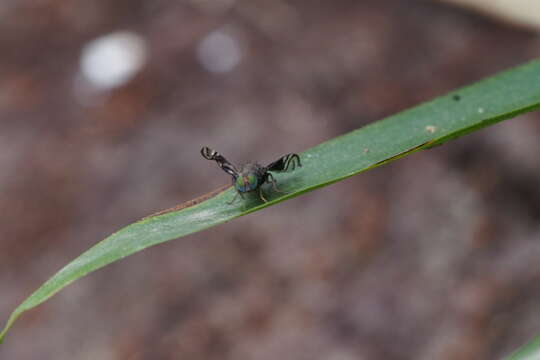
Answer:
1;1;540;359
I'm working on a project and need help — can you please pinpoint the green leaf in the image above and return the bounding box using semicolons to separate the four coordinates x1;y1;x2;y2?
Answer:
3;58;540;345
506;335;540;360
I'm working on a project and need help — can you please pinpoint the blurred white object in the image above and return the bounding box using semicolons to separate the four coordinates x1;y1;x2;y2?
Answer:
440;0;540;30
80;31;148;90
196;30;242;74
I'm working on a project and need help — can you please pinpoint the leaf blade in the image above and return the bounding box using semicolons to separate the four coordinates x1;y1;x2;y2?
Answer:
3;58;540;344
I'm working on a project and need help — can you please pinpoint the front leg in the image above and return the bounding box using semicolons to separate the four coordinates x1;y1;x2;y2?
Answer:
227;191;241;205
227;183;245;205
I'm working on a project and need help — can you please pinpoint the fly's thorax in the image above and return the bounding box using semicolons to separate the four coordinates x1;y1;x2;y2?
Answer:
234;163;266;193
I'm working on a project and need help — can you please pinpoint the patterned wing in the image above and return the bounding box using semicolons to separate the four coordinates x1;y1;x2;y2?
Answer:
266;153;301;172
201;147;238;177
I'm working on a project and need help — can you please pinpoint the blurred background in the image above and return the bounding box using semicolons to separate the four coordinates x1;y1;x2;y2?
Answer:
1;0;540;359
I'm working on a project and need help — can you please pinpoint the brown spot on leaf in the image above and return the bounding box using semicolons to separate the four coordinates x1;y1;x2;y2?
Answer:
142;184;230;220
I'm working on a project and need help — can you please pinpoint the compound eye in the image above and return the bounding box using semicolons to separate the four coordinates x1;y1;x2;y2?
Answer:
235;174;258;192
246;174;258;188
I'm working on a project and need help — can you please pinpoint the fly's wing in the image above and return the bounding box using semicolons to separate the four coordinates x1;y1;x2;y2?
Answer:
201;147;238;177
266;153;301;172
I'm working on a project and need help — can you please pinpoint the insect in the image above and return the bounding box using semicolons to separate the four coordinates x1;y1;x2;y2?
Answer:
201;146;302;203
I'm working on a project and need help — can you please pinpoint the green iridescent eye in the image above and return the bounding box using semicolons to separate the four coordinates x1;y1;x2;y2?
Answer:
234;176;244;190
235;173;258;193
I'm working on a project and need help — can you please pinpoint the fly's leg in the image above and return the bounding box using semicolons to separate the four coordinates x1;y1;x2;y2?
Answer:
227;191;244;205
227;192;238;205
258;187;268;202
266;173;283;193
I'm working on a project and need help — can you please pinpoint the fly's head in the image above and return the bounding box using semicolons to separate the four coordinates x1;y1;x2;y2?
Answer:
234;163;266;193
